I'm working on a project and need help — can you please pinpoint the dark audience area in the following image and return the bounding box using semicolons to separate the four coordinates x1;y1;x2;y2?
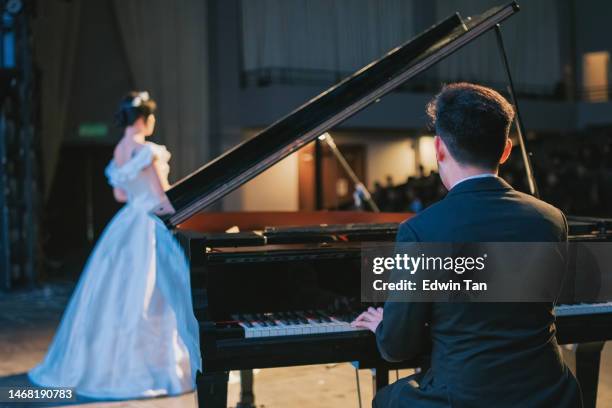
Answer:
372;167;445;213
372;133;612;218
531;135;612;217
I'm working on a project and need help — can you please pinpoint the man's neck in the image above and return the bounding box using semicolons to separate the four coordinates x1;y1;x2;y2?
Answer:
447;166;498;190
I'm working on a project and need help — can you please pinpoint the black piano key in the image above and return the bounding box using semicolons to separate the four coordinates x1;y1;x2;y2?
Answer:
316;310;332;322
232;314;252;327
255;313;271;326
306;310;322;323
335;314;345;322
335;313;351;323
278;312;291;324
262;313;278;326
294;311;309;324
293;312;308;324
244;313;261;327
286;311;303;325
274;313;291;325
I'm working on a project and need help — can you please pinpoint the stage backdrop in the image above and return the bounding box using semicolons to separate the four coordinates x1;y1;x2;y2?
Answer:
111;0;211;184
34;0;211;197
240;0;562;95
241;0;417;74
435;0;562;95
33;0;81;197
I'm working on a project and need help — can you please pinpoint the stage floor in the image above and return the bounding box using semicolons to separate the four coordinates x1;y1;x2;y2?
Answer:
1;283;611;408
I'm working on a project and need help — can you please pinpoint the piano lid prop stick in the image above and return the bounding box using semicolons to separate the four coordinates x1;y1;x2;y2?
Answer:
493;24;540;198
319;133;381;212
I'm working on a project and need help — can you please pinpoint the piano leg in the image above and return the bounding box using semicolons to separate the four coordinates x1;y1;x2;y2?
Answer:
196;371;229;408
575;341;605;408
236;369;256;408
371;367;389;395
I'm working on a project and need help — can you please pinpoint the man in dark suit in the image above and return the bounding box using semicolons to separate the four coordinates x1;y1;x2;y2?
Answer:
352;83;581;407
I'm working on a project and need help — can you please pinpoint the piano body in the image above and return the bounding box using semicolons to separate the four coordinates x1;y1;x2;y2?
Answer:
158;2;612;407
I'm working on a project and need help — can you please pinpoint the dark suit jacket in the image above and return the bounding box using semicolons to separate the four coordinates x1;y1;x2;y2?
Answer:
374;176;581;408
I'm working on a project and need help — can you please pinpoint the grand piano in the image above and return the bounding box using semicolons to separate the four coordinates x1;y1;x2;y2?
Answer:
159;2;612;407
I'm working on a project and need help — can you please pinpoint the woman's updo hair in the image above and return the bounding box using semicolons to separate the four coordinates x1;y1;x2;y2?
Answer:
114;91;157;127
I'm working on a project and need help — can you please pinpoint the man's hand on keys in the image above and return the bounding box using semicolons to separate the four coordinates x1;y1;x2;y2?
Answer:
351;307;383;333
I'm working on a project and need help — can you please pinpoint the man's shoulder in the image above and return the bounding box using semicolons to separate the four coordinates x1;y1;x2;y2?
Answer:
398;187;567;242
397;199;450;241
511;190;566;226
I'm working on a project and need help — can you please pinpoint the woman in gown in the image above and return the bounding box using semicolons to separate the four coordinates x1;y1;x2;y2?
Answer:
29;91;201;399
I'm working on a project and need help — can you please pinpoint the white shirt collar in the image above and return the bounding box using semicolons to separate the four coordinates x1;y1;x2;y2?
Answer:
450;173;498;190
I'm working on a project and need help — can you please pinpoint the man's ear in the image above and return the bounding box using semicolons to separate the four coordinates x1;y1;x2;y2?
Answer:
434;135;446;162
499;138;513;165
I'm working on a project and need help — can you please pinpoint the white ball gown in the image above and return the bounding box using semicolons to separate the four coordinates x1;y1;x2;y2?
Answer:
28;142;202;399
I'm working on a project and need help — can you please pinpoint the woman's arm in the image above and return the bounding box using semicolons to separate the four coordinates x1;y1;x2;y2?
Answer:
144;158;175;215
152;159;171;191
147;157;168;194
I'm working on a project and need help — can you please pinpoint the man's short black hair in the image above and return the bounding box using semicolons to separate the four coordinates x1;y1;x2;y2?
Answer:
426;82;515;169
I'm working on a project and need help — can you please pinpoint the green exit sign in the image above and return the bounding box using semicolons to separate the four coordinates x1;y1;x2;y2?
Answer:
78;122;108;138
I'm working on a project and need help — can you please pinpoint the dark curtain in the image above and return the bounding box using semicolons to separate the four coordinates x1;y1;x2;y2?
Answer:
33;0;81;197
111;0;211;183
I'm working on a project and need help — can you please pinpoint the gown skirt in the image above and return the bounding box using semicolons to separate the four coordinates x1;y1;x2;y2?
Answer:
28;202;202;399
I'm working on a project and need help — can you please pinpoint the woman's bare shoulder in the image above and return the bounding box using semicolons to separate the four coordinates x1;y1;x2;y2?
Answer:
113;139;146;167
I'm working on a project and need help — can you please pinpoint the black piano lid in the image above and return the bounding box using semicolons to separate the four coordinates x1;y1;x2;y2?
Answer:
162;2;520;227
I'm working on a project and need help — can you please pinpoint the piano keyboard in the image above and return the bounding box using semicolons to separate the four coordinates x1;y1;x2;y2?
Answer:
226;303;612;339
232;311;367;338
555;302;612;316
